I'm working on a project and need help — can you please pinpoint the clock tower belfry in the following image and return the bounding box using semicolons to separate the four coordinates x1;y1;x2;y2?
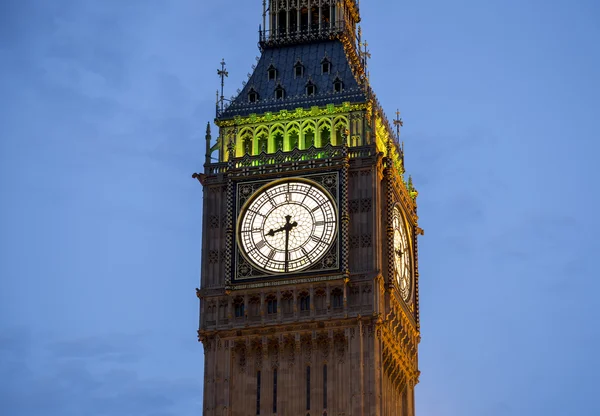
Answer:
194;1;422;415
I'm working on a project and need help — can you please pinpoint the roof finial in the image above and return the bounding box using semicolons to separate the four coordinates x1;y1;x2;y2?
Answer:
393;109;404;139
359;40;371;73
215;90;219;117
262;0;267;38
204;122;212;166
217;59;229;114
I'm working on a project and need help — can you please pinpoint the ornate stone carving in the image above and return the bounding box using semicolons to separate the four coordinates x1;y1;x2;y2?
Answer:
268;338;280;369
334;331;346;364
251;338;263;368
301;334;313;363
233;341;247;373
316;333;330;360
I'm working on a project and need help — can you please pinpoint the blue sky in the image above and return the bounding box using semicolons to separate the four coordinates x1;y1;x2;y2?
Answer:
0;0;598;415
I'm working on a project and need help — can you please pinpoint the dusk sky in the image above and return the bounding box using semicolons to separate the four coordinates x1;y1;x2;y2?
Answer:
1;0;599;415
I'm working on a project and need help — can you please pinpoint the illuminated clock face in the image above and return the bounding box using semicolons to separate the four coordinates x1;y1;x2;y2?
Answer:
392;205;411;301
238;179;337;273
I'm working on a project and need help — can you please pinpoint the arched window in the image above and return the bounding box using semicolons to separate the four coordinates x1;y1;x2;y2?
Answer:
248;88;259;103
266;295;277;315
323;364;328;411
281;291;293;314
321;57;331;74
320;125;331;147
273;131;284;151
306;366;311;411
234;297;245;318
206;303;215;322
275;85;285;100
334;122;347;146
249;296;260;317
331;288;343;309
299;292;310;312
306;81;316;96
241;132;252;155
257;132;268;153
314;288;326;311
267;64;277;81
333;77;344;93
321;5;330;27
278;9;287;36
311;6;319;32
289;130;299;150
304;128;315;148
300;7;309;32
295;60;305;78
289;8;298;33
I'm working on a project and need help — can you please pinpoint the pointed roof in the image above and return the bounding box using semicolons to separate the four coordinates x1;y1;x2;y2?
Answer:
219;40;367;119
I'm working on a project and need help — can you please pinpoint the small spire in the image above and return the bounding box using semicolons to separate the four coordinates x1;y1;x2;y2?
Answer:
227;129;236;167
215;90;219;117
359;40;371;79
204;122;212;166
217;59;229;114
393;109;404;139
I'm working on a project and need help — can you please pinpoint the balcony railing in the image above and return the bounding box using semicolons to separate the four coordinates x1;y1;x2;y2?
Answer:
204;144;377;177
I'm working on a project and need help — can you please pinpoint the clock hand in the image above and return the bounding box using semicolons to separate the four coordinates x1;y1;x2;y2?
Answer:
266;225;285;237
282;215;298;273
265;215;298;271
267;215;298;237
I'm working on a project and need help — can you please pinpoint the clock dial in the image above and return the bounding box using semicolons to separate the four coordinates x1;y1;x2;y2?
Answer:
238;179;337;273
392;205;411;301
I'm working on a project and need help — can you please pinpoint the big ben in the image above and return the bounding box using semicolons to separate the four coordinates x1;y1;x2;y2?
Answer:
194;1;422;415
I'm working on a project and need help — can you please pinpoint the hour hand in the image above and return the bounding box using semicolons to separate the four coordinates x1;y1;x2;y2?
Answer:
266;226;285;237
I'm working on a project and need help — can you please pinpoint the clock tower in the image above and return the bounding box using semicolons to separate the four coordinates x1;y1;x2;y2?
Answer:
194;1;422;415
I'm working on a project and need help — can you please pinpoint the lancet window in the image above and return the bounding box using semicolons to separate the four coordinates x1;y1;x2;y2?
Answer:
319;123;331;147
266;294;277;315
333;76;344;93
275;85;285;100
257;131;268;154
289;129;299;150
241;130;253;155
304;127;315;148
267;64;277;81
248;88;259;103
299;292;310;312
281;291;293;315
232;116;351;159
321;57;331;74
234;297;245;318
331;288;343;309
294;60;305;78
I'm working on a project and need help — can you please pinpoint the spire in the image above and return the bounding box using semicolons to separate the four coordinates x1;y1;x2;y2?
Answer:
204;122;212;165
217;59;229;115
